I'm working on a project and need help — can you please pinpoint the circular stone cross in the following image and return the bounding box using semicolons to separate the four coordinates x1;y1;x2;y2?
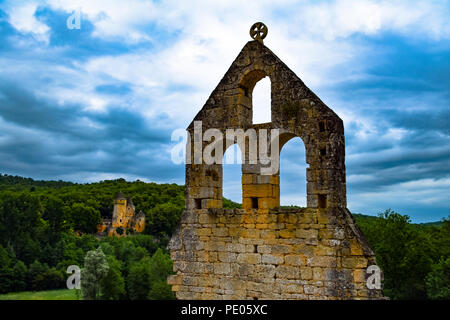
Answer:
250;22;268;43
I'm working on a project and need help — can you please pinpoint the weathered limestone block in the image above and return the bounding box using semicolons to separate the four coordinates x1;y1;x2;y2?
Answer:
168;25;384;300
169;207;384;300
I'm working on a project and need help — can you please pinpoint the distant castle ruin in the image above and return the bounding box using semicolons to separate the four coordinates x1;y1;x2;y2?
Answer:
97;192;145;236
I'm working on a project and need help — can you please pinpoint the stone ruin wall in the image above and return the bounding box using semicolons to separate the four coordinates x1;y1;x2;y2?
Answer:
168;207;380;299
168;36;384;299
97;194;146;237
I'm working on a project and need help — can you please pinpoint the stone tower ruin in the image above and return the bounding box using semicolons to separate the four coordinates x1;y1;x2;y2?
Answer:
168;23;383;300
97;192;145;236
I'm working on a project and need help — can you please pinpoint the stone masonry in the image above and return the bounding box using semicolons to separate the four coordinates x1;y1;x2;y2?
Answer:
97;192;145;237
168;24;383;299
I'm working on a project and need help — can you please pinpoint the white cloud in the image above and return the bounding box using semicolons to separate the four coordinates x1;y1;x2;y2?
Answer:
397;177;450;191
3;0;444;130
46;0;159;43
348;177;450;218
3;0;448;138
57;0;445;128
1;0;449;220
300;0;450;40
6;2;50;43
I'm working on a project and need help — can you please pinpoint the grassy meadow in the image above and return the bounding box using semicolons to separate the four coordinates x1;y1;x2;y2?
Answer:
0;289;80;300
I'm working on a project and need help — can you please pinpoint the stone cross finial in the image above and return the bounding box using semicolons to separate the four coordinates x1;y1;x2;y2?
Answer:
250;22;268;43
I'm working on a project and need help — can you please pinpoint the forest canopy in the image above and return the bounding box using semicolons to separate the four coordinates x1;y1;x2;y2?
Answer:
0;173;448;300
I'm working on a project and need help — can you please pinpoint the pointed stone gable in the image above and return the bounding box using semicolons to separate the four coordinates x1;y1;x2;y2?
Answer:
169;25;384;300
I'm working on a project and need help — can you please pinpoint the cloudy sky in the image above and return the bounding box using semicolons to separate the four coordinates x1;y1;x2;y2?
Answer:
0;0;449;222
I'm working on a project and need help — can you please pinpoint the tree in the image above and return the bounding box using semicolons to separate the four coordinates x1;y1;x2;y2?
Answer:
14;235;42;266
0;268;13;294
148;248;174;300
0;177;189;295
146;203;182;239
129;235;158;256
357;209;434;299
426;257;450;300
12;260;27;292
0;193;44;263
0;245;14;293
0;245;13;267
99;242;115;256
71;203;101;234
59;237;85;268
81;247;109;300
42;243;62;267
100;255;125;300
75;234;97;253
127;256;151;300
223;198;242;209
148;249;173;284
28;260;50;291
149;280;174;300
46;268;65;289
42;196;70;242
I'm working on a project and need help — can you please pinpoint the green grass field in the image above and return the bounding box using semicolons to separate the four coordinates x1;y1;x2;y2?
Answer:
0;289;80;300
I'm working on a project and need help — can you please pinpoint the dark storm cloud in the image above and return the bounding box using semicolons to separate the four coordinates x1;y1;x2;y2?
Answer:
0;2;449;221
0;4;185;183
376;108;450;136
0;80;167;142
345;122;450;192
0;79;177;181
34;7;147;59
315;34;450;220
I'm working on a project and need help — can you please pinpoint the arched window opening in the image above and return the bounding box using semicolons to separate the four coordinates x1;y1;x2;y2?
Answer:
280;137;307;207
222;144;242;208
252;77;271;124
